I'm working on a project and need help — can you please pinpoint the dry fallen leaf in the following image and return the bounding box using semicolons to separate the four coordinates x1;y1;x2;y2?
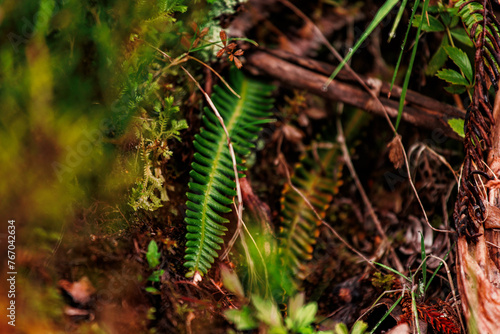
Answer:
387;135;404;169
304;107;327;120
282;123;304;143
58;276;96;306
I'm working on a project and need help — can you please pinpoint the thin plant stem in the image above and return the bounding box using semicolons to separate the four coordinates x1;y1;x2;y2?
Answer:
336;117;405;273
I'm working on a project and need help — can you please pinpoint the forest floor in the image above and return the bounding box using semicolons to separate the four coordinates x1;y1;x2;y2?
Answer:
1;1;474;333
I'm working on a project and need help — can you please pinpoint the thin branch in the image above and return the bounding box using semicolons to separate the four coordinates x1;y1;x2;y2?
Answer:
247;51;462;139
145;42;241;98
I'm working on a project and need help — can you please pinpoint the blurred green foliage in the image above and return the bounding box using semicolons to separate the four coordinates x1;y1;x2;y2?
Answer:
0;0;224;331
0;0;191;244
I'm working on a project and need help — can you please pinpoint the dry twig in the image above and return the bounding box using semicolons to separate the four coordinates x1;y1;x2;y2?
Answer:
336;117;404;274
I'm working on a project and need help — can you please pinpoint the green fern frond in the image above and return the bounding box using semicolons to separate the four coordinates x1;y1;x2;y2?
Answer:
279;146;342;278
184;70;275;278
278;110;369;281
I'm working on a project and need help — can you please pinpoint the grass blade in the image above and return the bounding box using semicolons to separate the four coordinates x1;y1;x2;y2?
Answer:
420;232;427;287
369;295;404;334
389;0;421;96
374;262;411;282
411;291;422;334
323;0;399;90
395;0;431;131
425;245;452;292
388;0;409;42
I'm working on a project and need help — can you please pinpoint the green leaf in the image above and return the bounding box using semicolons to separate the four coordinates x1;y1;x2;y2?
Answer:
351;321;369;334
146;240;161;268
221;265;245;299
173;5;187;13
288;293;305;322
448;118;465;138
389;0;421;94
145;287;160;294
444;46;473;83
412;14;445;32
183;70;275;277
252;296;284;330
439;10;452;26
450;28;473;47
425;35;449;76
368;295;403;334
225;307;258;331
292;303;318;330
279;146;343;279
324;0;399;88
395;0;431;130
374;262;411;282
147;269;164;282
436;69;469;86
425;244;453;292
335;323;349;334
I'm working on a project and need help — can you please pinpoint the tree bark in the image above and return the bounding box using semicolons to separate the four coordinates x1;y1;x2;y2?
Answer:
456;90;500;333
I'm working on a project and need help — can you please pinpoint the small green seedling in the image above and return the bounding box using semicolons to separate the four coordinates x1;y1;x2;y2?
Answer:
145;240;163;294
335;321;368;334
146;240;161;268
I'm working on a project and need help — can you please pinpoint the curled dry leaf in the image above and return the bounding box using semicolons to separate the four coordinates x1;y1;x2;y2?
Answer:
387;135;404;169
59;276;97;322
220;30;227;45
